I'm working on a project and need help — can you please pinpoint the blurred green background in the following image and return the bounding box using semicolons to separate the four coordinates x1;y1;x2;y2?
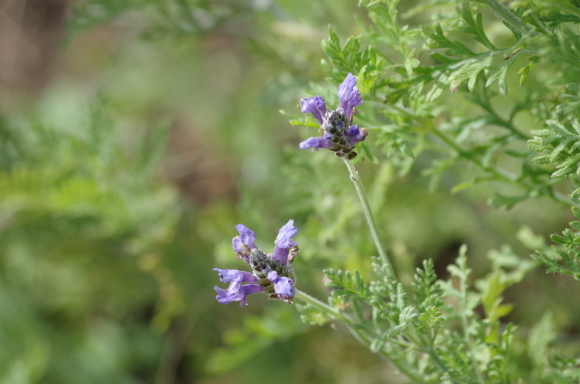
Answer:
1;0;579;383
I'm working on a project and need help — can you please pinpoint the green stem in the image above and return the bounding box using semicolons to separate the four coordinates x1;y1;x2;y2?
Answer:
431;126;573;207
342;158;397;283
458;282;486;383
351;301;367;325
295;290;416;348
295;290;386;359
478;82;529;140
295;289;345;320
431;127;515;183
405;322;459;383
295;289;423;382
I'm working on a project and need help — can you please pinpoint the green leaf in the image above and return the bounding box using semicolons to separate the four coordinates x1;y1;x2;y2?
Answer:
328;25;341;48
485;64;509;95
550;234;569;245
399;306;417;323
360;141;379;164
570;221;580;230
370;338;385;353
532;155;552;165
343;36;362;59
451;180;476;193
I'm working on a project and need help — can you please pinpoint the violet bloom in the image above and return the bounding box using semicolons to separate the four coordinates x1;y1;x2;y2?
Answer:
299;73;368;159
214;220;299;306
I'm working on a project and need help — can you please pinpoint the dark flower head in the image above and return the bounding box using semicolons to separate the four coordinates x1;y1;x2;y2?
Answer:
214;220;299;306
299;73;367;159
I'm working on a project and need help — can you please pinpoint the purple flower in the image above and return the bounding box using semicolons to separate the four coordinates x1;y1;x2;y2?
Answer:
215;284;264;307
232;224;257;262
300;96;327;124
337;73;363;121
272;219;299;265
299;136;331;150
214;220;299;306
299;73;367;159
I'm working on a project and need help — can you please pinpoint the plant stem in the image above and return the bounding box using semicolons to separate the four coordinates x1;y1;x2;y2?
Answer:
431;127;514;182
295;289;416;347
458;278;486;383
431;126;574;207
295;289;344;319
342;158;398;283
295;290;383;359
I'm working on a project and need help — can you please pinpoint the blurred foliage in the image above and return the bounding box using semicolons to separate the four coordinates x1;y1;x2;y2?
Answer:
1;0;580;383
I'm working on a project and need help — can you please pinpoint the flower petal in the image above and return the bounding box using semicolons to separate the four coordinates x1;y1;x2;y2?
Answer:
299;137;331;150
265;271;295;304
337;73;363;121
273;277;295;304
214;284;264;306
272;220;298;265
300;96;327;124
213;268;258;284
232;224;257;260
345;125;368;146
235;224;256;248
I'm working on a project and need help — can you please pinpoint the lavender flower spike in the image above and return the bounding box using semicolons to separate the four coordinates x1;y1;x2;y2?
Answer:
298;73;367;159
214;221;299;306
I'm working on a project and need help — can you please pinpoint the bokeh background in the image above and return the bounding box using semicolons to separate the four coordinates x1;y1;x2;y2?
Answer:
1;0;580;383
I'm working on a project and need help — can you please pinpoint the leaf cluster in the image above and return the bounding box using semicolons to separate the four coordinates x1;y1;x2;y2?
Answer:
533;204;580;279
530;119;580;179
313;246;545;383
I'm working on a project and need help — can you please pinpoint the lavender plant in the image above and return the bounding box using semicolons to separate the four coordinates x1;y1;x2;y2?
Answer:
214;0;580;382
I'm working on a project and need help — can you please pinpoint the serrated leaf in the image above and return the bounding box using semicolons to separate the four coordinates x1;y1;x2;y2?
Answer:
551;165;575;178
354;270;365;293
532;155;552;165
399;306;417;323
449;56;493;92
328;25;340;48
343;36;361;59
530;129;553;137
570;221;580;230
518;61;538;87
383;323;408;338
550;234;569;245
550;138;572;162
485;64;509;95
